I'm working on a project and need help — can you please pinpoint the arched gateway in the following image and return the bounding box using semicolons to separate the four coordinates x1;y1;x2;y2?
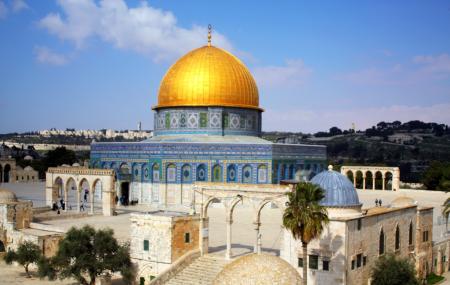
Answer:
45;167;116;216
192;182;290;260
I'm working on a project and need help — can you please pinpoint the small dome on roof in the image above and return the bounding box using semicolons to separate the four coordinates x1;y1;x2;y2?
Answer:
213;254;301;285
310;166;361;207
0;188;17;203
23;155;33;160
72;163;80;167
391;196;416;208
24;166;34;171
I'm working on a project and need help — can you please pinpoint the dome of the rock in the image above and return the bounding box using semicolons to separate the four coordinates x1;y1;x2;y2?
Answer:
154;45;260;111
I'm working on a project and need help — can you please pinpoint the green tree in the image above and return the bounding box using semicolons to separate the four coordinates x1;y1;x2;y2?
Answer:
371;254;419;285
4;241;42;278
282;182;329;285
43;147;77;168
422;161;450;191
38;225;133;285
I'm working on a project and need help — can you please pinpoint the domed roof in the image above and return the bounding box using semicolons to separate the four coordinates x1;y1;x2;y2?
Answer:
24;166;34;171
213;254;301;285
391;196;416;208
0;188;17;203
154;45;261;111
310;165;361;207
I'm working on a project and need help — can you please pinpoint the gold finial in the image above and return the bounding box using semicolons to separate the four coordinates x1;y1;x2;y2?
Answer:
207;24;212;46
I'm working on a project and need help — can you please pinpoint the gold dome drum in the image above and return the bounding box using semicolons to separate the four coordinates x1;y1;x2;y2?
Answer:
154;46;261;111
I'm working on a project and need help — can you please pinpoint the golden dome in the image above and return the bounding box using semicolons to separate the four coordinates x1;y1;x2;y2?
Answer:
154;45;261;111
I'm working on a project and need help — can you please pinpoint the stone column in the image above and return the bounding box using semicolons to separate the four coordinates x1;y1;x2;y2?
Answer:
353;175;356;187
226;217;233;260
200;217;209;256
437;250;443;275
64;189;68;212
363;175;366;190
253;222;261;253
372;177;376;190
382;174;385;191
77;190;81;213
90;192;94;215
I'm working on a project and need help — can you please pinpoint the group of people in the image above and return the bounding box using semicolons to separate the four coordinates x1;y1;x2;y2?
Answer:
52;189;90;213
375;198;383;207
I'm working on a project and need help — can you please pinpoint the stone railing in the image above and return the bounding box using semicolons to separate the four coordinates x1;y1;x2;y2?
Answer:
149;249;200;285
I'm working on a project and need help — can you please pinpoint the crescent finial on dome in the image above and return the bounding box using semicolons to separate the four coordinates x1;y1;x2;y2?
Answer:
207;24;212;47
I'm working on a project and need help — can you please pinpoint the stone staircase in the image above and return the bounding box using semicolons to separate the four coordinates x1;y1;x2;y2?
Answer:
165;255;230;285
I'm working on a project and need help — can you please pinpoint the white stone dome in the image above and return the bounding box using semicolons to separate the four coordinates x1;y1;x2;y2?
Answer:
213;254;301;285
0;188;18;203
24;155;33;160
24;166;34;171
391;196;416;208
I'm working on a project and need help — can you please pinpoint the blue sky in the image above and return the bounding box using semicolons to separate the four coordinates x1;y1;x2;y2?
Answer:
1;0;449;133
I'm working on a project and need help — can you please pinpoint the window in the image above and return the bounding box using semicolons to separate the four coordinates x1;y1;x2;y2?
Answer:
379;229;385;255
143;240;149;251
351;260;355;270
363;256;367;266
357;219;362;231
200;112;208;128
184;232;190;243
395;225;400;250
212;165;222;182
357;254;362;268
309;255;318;269
242;165;252;183
166;164;176;182
322;260;329;271
298;257;303;268
227;164;237;183
422;230;429;242
196;164;207;182
409;222;413;245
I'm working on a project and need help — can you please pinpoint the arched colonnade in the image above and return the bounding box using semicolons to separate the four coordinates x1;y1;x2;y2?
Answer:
340;166;400;191
0;158;16;183
45;167;116;216
193;182;290;260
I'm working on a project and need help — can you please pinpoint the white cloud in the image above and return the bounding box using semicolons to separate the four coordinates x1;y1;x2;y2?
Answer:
0;1;7;19
34;46;69;66
337;53;450;86
11;0;28;12
413;54;450;75
263;103;450;133
38;0;232;62
253;59;312;89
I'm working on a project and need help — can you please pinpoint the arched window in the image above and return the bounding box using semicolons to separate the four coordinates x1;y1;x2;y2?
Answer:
152;163;160;183
142;163;150;182
379;228;385;255
212;164;222;182
196;164;207;182
242;165;252;183
227;164;237;183
257;165;268;183
395;225;400;250
181;164;191;183
409;222;414;246
166;164;177;183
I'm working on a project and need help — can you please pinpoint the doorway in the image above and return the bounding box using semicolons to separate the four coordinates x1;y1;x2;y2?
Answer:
120;182;130;205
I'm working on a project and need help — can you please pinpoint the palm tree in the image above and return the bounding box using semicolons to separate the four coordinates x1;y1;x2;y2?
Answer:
443;197;450;232
283;182;329;285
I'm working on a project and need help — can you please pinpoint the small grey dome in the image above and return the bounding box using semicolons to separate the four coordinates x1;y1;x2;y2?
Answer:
0;188;18;203
310;167;361;207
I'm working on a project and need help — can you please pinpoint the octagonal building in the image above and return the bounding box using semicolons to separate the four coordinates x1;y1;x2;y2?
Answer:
90;33;326;207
